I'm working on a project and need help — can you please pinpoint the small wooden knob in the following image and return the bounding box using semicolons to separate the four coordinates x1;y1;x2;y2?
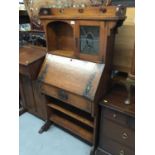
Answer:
78;8;84;13
99;7;107;13
59;9;64;13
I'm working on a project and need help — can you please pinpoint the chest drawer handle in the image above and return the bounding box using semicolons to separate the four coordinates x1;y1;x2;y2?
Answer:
120;150;125;155
122;132;128;139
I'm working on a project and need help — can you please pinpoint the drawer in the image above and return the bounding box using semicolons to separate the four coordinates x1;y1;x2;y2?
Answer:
100;118;135;149
99;137;135;155
102;108;129;126
41;83;92;113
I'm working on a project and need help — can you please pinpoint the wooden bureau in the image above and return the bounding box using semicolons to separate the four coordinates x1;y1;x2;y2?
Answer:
37;6;126;145
95;85;135;155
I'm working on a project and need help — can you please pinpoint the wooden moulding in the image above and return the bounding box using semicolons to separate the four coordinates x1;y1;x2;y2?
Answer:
40;6;126;20
50;50;75;58
49;112;93;144
113;8;135;73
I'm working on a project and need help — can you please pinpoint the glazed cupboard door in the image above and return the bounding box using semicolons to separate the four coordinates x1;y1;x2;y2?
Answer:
75;21;104;62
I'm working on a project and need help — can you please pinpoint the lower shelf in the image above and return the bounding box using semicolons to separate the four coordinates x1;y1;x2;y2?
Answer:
48;103;94;128
49;113;93;144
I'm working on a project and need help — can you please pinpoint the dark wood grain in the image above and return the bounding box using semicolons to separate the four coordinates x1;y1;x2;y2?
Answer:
19;45;46;65
95;85;135;155
19;46;47;120
100;85;135;117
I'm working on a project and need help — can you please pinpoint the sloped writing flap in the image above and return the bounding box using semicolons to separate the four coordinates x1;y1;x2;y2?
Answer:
38;54;105;101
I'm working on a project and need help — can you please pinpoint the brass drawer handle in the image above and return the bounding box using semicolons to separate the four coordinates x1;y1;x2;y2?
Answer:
122;132;128;140
120;150;125;155
58;90;68;100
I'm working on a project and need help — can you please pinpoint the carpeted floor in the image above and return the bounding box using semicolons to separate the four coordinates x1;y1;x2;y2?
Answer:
19;113;91;155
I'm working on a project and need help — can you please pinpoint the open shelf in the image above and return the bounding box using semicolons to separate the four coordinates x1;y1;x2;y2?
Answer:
46;21;75;56
49;112;93;144
48;103;94;128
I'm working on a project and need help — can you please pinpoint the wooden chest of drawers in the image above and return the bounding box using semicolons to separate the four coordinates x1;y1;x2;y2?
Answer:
95;85;135;155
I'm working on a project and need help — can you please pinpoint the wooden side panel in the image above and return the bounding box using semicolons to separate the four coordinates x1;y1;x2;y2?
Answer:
20;75;48;120
20;75;36;113
32;81;48;120
113;8;135;73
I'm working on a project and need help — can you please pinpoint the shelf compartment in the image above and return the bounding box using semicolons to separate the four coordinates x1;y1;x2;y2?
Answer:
48;103;94;128
46;21;74;52
49;111;93;144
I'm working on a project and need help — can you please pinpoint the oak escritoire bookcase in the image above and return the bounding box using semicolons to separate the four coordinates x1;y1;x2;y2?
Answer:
37;5;126;145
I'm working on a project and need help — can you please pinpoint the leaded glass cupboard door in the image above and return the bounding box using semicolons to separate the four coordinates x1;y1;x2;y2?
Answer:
75;21;104;62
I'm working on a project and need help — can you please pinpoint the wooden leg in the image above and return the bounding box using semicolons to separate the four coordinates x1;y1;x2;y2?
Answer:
90;147;95;155
19;107;27;116
38;120;52;134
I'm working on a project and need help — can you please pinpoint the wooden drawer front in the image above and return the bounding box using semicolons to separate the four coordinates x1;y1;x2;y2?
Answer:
20;75;36;112
103;108;129;126
41;84;92;113
99;137;134;155
100;119;135;149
